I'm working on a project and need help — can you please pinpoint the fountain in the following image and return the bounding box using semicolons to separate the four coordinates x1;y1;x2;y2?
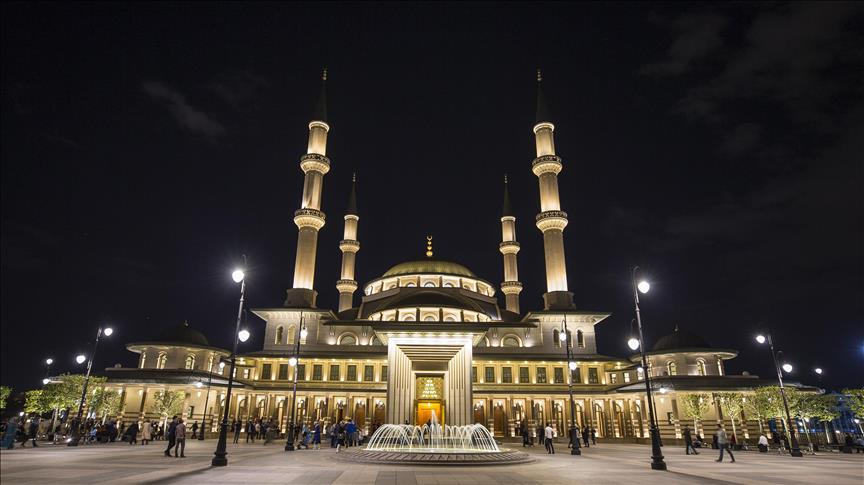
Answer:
337;411;531;465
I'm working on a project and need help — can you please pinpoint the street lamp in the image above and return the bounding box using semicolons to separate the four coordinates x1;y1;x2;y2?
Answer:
631;266;666;471
754;331;803;457
212;263;247;467
68;326;114;446
238;329;250;342
286;314;306;451
813;367;823;376
560;317;581;455
198;358;220;441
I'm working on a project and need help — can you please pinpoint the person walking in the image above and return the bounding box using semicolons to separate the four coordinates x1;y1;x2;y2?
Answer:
683;426;699;455
715;424;735;463
127;421;139;445
582;426;590;448
544;423;555;454
174;418;186;458
345;419;357;447
245;420;254;443
163;416;178;457
191;421;198;439
330;422;339;448
591;427;597;445
28;417;40;447
232;419;241;444
537;423;545;449
313;421;322;450
520;421;530;447
141;420;152;445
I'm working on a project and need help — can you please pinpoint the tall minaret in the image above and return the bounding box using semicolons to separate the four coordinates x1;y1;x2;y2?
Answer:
499;175;523;314
532;69;574;309
336;174;360;312
289;68;330;306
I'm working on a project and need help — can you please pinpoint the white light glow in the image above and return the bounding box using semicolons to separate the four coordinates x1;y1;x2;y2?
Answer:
45;358;53;365
238;329;250;342
42;378;50;385
814;367;823;375
103;327;113;337
659;387;668;394
232;269;245;283
568;361;577;371
289;357;298;366
195;381;203;388
559;331;567;341
782;363;793;373
300;328;308;339
76;355;86;364
637;281;650;294
627;338;640;351
755;334;766;344
219;361;226;369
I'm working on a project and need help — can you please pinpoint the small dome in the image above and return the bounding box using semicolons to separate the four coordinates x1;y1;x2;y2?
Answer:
652;326;710;352
382;260;475;278
156;321;210;347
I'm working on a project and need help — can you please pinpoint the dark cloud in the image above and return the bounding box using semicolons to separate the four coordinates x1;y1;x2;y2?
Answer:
141;81;226;138
641;13;728;76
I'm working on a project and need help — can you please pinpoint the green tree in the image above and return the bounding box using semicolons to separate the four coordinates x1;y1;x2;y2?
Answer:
796;394;840;446
746;387;782;435
842;388;864;418
678;393;712;435
717;393;745;442
0;386;11;410
90;387;124;421
24;389;50;414
148;390;186;425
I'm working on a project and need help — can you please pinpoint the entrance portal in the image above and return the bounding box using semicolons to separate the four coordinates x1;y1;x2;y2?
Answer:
417;401;443;426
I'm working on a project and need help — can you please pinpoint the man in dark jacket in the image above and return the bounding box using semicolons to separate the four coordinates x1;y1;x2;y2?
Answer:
582;426;590;447
164;416;178;457
28;417;39;447
683;426;698;455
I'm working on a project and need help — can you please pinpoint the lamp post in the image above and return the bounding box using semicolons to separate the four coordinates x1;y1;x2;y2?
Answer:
560;317;581;455
754;332;803;457
68;326;113;446
212;265;247;467
631;267;666;470
285;314;307;451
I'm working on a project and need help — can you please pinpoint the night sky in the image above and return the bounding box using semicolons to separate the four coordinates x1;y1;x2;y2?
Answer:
2;3;862;393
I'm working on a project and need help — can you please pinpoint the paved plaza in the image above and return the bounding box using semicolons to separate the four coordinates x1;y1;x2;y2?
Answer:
1;440;862;485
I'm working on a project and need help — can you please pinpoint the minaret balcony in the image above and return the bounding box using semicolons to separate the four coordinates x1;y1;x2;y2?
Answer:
535;210;569;232
499;241;521;255
500;280;524;295
339;239;361;253
294;208;326;230
532;121;555;134
336;279;358;293
300;153;331;175
531;155;562;176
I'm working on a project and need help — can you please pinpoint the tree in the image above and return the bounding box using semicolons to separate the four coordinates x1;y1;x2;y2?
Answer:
717;393;745;442
90;387;124;421
148;390;186;425
842;388;864;418
746;387;782;436
0;386;11;410
25;389;48;414
796;394;840;446
678;393;712;435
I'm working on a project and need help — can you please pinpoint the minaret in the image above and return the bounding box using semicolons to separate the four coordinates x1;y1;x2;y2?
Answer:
499;175;523;314
288;68;330;307
336;174;360;312
532;69;574;309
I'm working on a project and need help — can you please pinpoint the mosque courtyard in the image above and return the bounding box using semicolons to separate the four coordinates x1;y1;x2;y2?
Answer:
1;440;861;485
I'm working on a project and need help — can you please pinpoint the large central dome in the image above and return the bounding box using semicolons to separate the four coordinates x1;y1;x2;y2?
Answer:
382;259;476;278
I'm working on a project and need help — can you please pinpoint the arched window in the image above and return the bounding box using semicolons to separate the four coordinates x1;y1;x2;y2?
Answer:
287;325;296;344
403;314;415;321
423;281;435;287
339;334;357;346
371;335;382;346
576;330;585;348
502;335;520;347
386;283;397;290
405;282;416;287
275;326;284;344
443;282;454;288
386;316;396;322
423;315;437;322
207;354;214;372
696;359;707;376
667;361;677;376
139;352;147;369
566;330;573;349
553;329;561;347
185;355;195;370
157;353;167;370
637;367;644;380
444;315;457;322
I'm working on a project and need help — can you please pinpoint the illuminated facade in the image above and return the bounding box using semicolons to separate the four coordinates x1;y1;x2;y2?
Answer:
104;71;816;443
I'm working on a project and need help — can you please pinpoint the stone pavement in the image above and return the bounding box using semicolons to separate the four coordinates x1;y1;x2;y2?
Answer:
1;440;862;484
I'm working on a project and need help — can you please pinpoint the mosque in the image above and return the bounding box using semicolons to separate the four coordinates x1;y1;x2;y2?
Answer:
103;71;811;443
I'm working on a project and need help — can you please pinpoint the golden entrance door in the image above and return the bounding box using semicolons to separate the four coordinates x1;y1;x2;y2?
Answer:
416;401;443;426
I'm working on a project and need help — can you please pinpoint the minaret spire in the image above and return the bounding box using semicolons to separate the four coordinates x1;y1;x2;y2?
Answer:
499;174;523;314
531;70;574;309
286;70;332;307
337;174;360;312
